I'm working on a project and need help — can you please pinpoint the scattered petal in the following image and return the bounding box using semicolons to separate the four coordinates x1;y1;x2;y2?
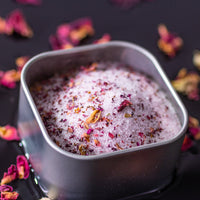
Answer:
193;50;200;71
188;116;200;140
15;0;42;6
15;56;29;72
181;135;193;151
6;9;33;38
0;185;13;192
49;18;94;50
81;63;97;72
158;24;183;57
171;68;200;100
93;34;111;44
1;165;18;185
1;191;19;200
0;70;20;89
69;18;94;45
0;125;20;141
16;155;30;179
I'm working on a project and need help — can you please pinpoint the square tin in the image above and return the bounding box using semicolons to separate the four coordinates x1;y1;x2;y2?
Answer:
18;41;188;200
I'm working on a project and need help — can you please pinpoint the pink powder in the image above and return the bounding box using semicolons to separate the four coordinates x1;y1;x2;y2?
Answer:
31;62;181;155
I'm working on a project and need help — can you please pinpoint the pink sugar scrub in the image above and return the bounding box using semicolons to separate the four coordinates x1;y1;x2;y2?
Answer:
31;62;181;155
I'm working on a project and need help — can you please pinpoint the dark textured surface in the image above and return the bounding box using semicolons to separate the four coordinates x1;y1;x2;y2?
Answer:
0;0;200;199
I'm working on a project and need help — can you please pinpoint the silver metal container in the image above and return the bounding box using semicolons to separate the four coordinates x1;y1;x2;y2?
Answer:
18;41;188;200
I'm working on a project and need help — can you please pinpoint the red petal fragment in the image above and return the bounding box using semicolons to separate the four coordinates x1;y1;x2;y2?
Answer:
69;18;94;45
117;100;133;112
15;56;29;72
0;17;13;35
188;116;200;140
171;68;200;101
15;0;42;6
181;135;193;151
1;165;18;185
0;125;20;141
157;24;183;57
0;185;13;192
93;34;111;44
108;132;114;139
6;9;33;38
1;191;19;200
49;35;73;50
49;18;94;50
16;155;30;179
87;128;93;135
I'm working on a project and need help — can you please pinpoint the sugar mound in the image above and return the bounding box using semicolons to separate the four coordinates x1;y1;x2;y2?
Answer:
31;62;181;155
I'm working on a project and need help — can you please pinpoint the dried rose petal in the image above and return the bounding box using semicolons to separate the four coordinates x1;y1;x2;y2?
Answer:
108;132;114;139
93;34;111;44
86;110;101;124
0;125;20;141
181;135;193;151
188;116;200;140
15;56;29;72
118;100;132;112
16;155;30;179
158;24;183;57
49;34;73;50
69;18;94;45
15;0;42;6
6;9;33;38
171;68;200;100
1;165;18;185
0;70;21;89
81;63;97;72
49;18;94;50
193;50;200;71
0;185;13;192
1;191;19;200
0;17;13;35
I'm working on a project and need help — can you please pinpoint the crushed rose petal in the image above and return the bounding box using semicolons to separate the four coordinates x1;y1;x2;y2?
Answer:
15;0;42;6
193;50;200;71
1;165;18;185
93;34;111;44
0;70;21;89
171;68;200;100
0;125;20;141
81;63;97;72
117;100;132;112
0;9;33;38
16;155;30;179
188;116;200;140
181;135;193;151
86;110;101;124
15;56;29;72
49;18;94;50
0;185;13;192
157;24;183;57
1;191;19;200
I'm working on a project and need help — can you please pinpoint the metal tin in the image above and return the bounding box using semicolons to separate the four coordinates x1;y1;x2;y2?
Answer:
18;41;188;200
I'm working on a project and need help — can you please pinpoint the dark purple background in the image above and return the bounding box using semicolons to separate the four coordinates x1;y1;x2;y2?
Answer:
0;0;200;199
